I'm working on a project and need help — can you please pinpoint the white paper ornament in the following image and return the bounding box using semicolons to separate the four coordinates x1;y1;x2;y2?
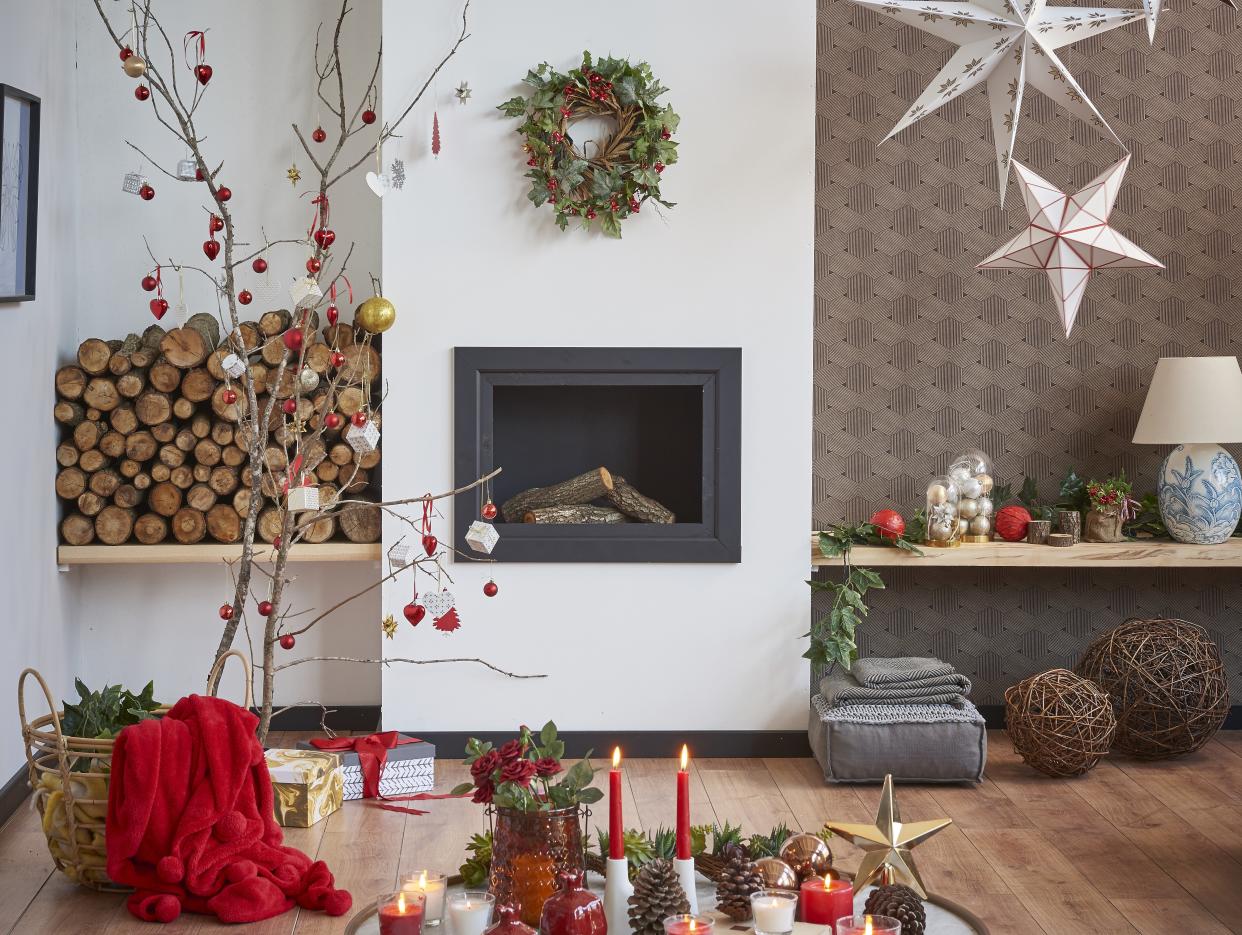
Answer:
388;540;412;572
121;171;148;195
365;171;388;198
287;485;320;513
422;588;461;632
465;520;500;554
221;353;246;379
290;276;323;308
346;420;380;453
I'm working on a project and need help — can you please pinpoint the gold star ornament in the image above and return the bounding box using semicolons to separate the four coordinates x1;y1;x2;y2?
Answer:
381;613;398;639
823;773;952;898
286;163;302;186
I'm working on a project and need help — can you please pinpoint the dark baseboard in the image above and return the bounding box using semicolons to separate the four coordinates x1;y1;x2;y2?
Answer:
978;704;1242;731
265;704;381;732
412;731;813;758
0;766;29;829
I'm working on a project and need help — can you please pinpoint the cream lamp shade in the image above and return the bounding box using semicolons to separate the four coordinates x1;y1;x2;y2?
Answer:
1132;356;1242;444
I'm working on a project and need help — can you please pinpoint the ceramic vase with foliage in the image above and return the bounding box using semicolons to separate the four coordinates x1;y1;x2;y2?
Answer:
453;722;601;926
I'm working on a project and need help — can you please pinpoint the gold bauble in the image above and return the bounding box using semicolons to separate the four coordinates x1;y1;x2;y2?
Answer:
977;472;994;494
754;857;799;890
927;483;949;506
354;296;396;334
970;514;991;536
778;833;833;881
122;55;148;78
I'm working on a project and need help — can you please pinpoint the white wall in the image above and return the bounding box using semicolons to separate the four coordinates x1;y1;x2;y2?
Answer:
380;0;815;730
0;1;80;782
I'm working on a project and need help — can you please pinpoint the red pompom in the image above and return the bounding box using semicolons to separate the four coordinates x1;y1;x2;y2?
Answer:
324;890;353;917
214;810;246;842
869;509;905;541
151;894;181;923
995;505;1032;542
157;856;184;884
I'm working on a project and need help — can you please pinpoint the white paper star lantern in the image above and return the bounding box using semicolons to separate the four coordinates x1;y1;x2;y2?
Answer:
977;155;1163;336
850;0;1145;202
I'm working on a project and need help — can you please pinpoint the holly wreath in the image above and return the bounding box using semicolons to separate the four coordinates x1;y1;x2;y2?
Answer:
499;53;679;238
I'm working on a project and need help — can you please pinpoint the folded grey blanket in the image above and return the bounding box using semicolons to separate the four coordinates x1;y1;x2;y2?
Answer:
851;657;957;686
820;668;971;708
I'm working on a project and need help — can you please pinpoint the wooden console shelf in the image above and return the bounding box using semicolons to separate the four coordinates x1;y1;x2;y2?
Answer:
809;535;1242;568
57;543;381;565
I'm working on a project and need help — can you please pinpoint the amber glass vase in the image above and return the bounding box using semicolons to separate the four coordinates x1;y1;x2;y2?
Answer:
489;806;585;927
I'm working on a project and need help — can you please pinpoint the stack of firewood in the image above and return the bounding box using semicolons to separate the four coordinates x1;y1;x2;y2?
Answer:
54;311;382;546
500;467;675;524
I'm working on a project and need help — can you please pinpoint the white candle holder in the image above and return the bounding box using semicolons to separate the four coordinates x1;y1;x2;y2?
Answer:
604;857;634;935
672;857;698;914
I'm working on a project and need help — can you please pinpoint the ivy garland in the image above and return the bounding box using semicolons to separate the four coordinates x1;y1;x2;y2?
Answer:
499;53;679;237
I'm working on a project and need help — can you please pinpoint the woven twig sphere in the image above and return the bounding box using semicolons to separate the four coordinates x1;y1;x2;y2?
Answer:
1005;669;1116;777
1076;617;1229;759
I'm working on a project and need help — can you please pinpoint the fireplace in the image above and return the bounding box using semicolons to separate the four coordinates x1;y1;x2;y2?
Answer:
454;348;741;562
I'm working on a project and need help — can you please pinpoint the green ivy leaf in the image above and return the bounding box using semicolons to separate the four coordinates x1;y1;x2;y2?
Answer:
578;787;604;804
451;782;474;796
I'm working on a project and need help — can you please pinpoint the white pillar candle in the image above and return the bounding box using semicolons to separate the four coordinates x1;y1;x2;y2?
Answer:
749;890;798;935
447;891;494;935
404;871;448;925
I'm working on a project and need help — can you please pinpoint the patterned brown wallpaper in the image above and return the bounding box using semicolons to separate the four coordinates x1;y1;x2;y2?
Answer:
813;0;1242;702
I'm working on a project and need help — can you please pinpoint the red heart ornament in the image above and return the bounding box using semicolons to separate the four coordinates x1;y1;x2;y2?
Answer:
203;240;220;261
149;298;169;320
195;63;213;85
403;602;426;626
422;534;438;556
326;304;339;325
313;229;336;249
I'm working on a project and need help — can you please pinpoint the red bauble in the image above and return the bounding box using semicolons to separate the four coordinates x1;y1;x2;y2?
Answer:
141;275;158;292
483;580;498;598
869;509;906;541
120;46;133;61
221;388;237;404
252;257;268;273
362;109;377;124
280;476;290;494
216;186;232;202
311;126;327;143
306;257;321;274
195;63;213;85
195;167;204;181
209;214;224;232
237;289;252;305
330;350;346;368
326;304;339;325
481;500;498;520
202;239;220;261
138;183;155;201
324;412;342;429
282;328;303;352
149;298;169;320
313;228;336;249
403;602;425;626
995;505;1033;542
134;84;150;101
351;411;367;428
272;535;282;549
282;398;297;415
422;534;438;556
279;634;296;650
258;600;273;616
218;603;234;620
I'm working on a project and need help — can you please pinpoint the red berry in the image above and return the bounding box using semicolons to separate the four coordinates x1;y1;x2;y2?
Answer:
629;199;640;212
481;501;498;520
216;186;232;201
326;304;339;325
585;208;597;220
195;168;204;181
403;602;425;626
282;398;297;415
306;257;321;274
272;535;282;549
547;179;558;190
221;388;237;405
134;85;150;101
138;183;155;201
661;127;671;140
312;126;327;143
252;257;268;273
330;351;346;368
483;580;499;598
527;157;538;167
351;411;367;428
324;412;342;429
120;46;133;61
258;600;273;616
141;275;158;292
237;289;252;305
279;634;296;650
654;163;665;173
219;603;234;620
362;109;377;124
283;328;303;352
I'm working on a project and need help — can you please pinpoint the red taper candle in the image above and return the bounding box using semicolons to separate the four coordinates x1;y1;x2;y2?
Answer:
609;747;625;859
675;744;691;860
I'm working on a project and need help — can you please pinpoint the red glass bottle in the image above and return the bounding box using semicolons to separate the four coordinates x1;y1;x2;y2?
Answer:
539;871;605;935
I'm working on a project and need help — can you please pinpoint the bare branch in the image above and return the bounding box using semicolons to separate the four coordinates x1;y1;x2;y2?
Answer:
274;656;548;679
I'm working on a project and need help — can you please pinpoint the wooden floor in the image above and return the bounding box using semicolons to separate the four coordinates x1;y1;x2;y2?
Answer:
3;731;1242;934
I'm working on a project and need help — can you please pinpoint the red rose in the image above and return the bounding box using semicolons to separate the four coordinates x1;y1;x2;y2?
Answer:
534;757;562;777
499;759;537;787
497;739;525;761
472;781;495;804
471;750;500;780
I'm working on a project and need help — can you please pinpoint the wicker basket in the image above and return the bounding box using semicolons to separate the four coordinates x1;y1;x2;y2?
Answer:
18;650;252;891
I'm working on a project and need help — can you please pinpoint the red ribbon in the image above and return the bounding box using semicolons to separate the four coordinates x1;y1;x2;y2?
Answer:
421;495;434;538
305;192;330;239
183;30;206;68
287;452;303;489
310;732;465;815
151;265;163;300
330;275;353;305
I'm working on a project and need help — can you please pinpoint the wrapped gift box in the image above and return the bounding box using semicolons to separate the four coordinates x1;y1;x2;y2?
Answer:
265;748;343;827
298;735;435;800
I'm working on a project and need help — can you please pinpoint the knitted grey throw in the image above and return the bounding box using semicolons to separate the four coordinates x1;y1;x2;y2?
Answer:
851;657;957;686
819;668;972;708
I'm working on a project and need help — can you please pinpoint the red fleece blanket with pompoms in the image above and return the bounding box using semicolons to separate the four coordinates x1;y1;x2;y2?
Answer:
106;694;351;924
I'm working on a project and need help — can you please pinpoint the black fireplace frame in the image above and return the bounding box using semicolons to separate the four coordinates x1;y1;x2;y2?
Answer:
454;347;741;563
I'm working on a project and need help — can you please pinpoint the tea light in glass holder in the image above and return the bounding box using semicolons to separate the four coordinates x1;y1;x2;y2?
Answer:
750;889;799;935
834;914;902;935
447;891;494;935
924;476;961;548
379;889;426;935
403;871;447;925
663;914;714;935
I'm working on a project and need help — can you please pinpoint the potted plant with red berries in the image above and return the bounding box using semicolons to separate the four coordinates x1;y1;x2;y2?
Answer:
453;722;601;926
1084;473;1138;542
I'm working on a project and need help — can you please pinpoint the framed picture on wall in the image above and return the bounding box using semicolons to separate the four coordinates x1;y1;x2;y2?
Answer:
0;84;40;302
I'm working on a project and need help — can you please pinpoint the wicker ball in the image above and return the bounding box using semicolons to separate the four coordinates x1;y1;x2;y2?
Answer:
1076;617;1229;759
1005;669;1116;777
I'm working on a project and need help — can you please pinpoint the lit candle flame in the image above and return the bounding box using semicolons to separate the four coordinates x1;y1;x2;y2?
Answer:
398;892;407;913
688;918;696;933
418;870;427;889
864;918;874;935
613;746;621;768
680;744;688;770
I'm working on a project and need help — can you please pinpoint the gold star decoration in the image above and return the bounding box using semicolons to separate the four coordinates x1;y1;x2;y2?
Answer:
381;613;398;639
286;163;302;186
823;774;952;898
288;415;307;435
455;80;472;104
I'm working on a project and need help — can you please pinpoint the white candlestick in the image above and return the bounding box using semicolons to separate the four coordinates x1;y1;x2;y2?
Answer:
605;857;634;935
447;891;494;935
672;856;698;915
404;871;447;925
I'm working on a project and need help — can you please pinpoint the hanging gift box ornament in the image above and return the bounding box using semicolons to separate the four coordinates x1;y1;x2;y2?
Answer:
287;485;320;512
388;540;413;571
465;520;500;555
176;157;197;180
121;171;149;195
422;589;460;633
221;353;246;379
346;419;380;454
290;276;322;308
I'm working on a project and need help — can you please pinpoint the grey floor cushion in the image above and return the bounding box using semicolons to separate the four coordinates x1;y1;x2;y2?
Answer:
808;693;987;783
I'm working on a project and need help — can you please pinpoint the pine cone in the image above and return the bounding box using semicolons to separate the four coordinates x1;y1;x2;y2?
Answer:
715;856;765;921
863;883;925;935
628;859;690;935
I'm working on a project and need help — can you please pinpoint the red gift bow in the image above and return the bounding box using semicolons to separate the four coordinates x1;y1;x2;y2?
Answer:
310;732;466;815
183;30;206;68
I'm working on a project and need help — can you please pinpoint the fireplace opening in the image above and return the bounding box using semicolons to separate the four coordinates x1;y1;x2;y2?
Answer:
455;347;740;562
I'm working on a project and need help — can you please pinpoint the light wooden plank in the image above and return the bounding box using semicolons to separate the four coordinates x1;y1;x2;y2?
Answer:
1212;733;1242;760
396;761;485;884
694;758;796;835
959;893;1053;935
1108;898;1235;935
626;758;717;833
811;535;1242;567
57;543;381;565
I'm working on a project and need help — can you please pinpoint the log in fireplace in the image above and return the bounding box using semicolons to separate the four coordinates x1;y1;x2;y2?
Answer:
454;347;741;562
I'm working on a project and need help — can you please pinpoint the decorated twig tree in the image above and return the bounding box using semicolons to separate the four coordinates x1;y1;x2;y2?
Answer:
91;0;536;741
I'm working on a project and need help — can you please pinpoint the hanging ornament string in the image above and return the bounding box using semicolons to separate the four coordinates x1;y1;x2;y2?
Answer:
421;495;438;556
326;274;353;328
175;266;187;325
183;30;212;93
147;265;168;321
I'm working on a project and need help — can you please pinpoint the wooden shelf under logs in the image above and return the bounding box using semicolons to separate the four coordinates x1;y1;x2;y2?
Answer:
57;543;381;565
809;535;1242;568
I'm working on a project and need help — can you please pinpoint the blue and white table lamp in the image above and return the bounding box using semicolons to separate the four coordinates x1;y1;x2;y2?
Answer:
1132;356;1242;544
